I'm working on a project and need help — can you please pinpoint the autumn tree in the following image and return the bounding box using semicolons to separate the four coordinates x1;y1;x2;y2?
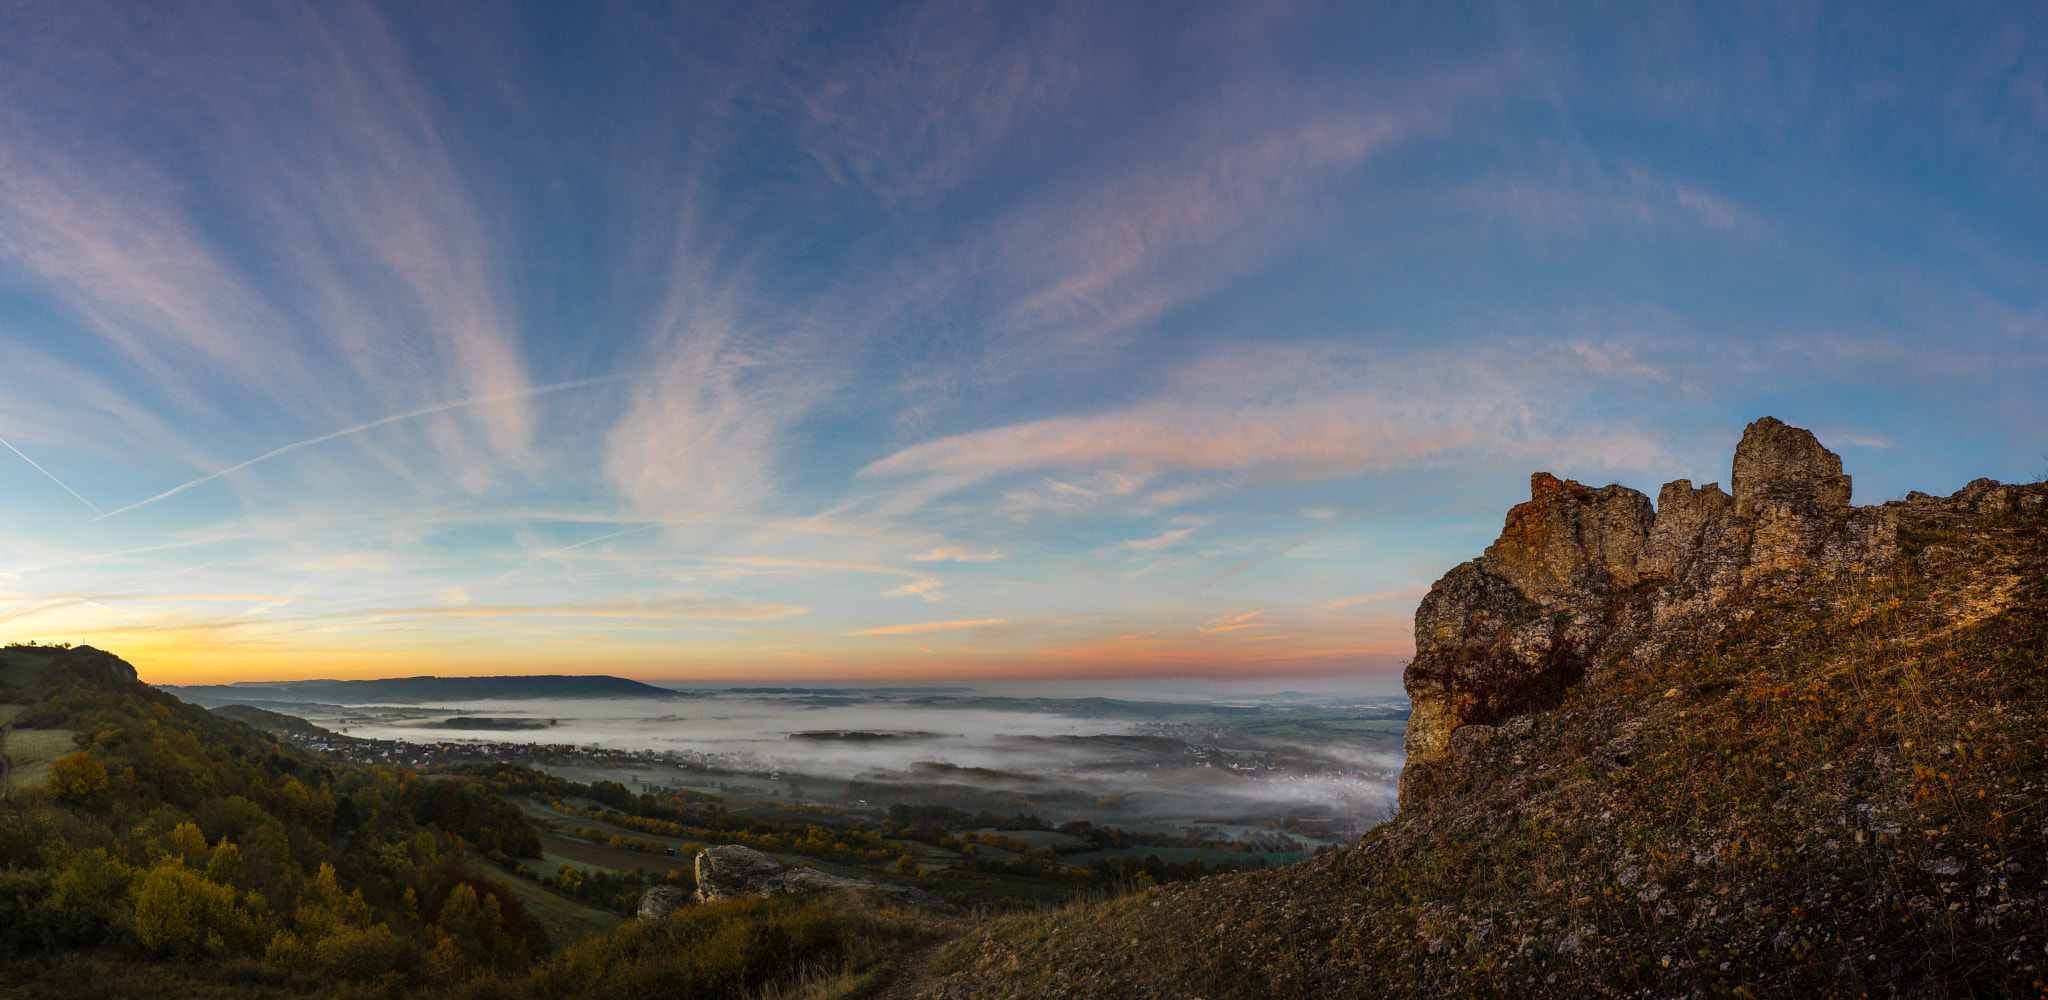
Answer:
46;752;108;808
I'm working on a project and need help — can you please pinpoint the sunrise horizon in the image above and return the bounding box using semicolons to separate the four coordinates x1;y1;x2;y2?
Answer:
2;2;2040;690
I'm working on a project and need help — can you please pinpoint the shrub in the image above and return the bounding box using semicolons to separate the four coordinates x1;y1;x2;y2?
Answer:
46;752;108;809
130;857;252;957
315;925;415;982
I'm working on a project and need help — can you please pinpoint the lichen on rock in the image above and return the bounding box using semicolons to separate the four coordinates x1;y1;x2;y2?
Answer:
636;885;690;921
1401;417;1900;804
690;843;962;913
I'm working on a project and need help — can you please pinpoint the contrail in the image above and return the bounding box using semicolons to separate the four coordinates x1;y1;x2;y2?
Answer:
0;434;103;515
92;373;637;522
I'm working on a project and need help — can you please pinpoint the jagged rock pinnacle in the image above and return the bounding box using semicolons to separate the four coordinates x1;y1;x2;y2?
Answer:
1730;415;1850;516
1399;418;1893;805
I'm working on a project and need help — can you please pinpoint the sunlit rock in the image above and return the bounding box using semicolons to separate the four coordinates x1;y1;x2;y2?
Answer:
1399;417;1919;806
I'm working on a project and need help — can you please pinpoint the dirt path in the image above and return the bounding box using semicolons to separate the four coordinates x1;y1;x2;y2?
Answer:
855;931;961;1000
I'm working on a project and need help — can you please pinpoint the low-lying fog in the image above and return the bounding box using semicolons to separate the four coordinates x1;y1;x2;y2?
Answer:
206;679;1411;838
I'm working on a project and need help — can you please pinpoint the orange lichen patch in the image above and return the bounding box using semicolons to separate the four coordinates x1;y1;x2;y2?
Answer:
1528;471;1572;502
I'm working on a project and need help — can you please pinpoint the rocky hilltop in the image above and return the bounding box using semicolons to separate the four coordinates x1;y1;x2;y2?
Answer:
920;419;2048;999
1403;416;2037;799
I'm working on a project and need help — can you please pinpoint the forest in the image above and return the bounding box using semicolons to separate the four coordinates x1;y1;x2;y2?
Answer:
0;644;1256;998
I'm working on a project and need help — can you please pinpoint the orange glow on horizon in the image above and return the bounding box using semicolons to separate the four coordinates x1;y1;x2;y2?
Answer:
37;631;1414;687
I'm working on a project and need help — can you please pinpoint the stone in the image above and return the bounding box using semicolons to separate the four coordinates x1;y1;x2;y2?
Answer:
1478;474;1654;608
638;885;691;921
1402;562;1527;769
691;844;964;913
1642;480;1731;581
1399;417;1912;805
695;844;805;902
1730;416;1850;517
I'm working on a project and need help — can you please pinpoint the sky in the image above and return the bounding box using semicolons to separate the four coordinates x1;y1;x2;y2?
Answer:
0;0;2042;685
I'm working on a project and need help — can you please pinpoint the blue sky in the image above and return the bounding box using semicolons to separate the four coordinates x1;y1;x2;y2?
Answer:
0;0;2041;684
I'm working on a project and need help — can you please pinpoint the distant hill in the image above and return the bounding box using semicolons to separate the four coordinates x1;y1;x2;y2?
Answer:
162;673;694;705
207;703;342;740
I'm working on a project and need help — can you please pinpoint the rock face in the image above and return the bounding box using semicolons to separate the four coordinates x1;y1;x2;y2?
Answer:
1480;473;1656;606
1729;415;1850;516
1400;417;1923;804
694;844;803;902
682;844;963;914
637;885;691;921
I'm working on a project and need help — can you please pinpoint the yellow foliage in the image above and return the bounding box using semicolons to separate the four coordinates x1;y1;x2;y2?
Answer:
165;821;208;867
46;751;108;805
305;862;374;931
131;857;249;957
315;925;413;983
204;839;243;887
265;929;311;968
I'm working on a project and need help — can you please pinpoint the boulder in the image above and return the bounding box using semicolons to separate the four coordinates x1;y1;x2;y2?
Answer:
695;844;810;902
692;844;963;913
638;885;691;921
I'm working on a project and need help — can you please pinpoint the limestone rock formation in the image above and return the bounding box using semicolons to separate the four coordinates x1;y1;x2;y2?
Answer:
694;844;816;901
637;885;690;921
1729;415;1850;516
689;844;962;913
1479;473;1655;607
1400;417;1914;804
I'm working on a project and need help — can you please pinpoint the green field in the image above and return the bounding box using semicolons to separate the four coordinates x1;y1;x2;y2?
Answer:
0;705;24;724
490;868;626;947
3;729;77;791
963;828;1078;849
540;851;620;877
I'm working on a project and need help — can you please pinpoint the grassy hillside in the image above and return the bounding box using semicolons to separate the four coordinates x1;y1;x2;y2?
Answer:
921;484;2048;998
0;645;998;999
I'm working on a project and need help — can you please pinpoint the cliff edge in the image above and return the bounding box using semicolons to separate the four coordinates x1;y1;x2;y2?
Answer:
1401;416;2003;803
920;418;2048;999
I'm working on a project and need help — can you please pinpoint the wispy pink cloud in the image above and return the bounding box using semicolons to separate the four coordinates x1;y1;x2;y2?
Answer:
860;342;1670;508
1121;527;1194;552
1198;609;1266;633
0;2;539;491
909;545;1004;562
885;579;945;602
845;618;1009;636
1316;587;1428;610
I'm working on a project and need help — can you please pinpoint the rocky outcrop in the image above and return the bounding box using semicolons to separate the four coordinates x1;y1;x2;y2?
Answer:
685;844;962;913
1400;417;1940;804
637;885;690;921
1729;415;1851;516
1480;473;1655;607
1641;479;1730;581
695;844;831;901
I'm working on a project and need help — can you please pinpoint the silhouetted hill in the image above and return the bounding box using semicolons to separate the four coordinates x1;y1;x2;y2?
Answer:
208;703;343;741
163;673;694;706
